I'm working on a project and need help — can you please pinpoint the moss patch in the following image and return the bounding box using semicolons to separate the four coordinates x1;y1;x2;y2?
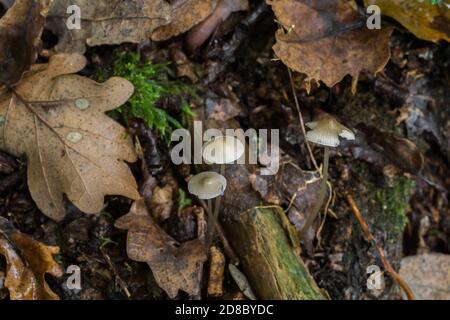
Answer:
97;51;195;141
350;162;415;244
375;176;415;238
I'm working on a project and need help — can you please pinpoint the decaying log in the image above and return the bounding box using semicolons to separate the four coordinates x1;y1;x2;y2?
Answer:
223;206;325;300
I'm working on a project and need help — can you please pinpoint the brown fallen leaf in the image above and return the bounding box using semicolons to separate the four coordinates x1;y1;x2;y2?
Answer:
151;0;219;41
365;0;450;42
46;0;171;53
340;123;424;174
0;53;139;221
399;253;450;300
0;0;52;86
0;217;63;300
268;0;392;88
115;198;206;298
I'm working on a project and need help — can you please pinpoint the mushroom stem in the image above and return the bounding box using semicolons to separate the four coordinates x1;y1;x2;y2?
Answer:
207;199;213;223
208;199;212;215
206;164;226;248
299;147;329;240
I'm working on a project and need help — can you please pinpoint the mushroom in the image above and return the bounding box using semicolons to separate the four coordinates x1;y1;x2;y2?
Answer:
188;171;227;200
299;114;355;239
202;135;245;167
188;171;227;245
201;135;244;245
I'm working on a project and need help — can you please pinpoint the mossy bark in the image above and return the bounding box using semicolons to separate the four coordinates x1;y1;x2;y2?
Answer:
222;206;325;300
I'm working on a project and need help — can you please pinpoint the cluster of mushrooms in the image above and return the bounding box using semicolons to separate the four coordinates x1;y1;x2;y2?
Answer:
188;135;244;248
187;113;355;248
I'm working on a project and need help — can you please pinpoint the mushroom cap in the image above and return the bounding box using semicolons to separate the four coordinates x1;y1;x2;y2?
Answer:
188;171;227;200
202;135;244;164
305;115;355;147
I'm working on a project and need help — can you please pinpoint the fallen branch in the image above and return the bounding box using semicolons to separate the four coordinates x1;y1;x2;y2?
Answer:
222;206;325;300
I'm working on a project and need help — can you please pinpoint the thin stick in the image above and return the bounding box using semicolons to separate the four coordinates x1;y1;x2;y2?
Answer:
346;194;415;300
100;248;131;299
199;198;239;264
287;67;319;171
299;147;329;239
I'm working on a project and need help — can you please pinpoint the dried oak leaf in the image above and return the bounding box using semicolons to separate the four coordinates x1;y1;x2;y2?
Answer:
399;253;450;300
0;53;139;221
268;0;392;88
46;0;172;53
151;0;219;41
0;0;52;86
0;217;63;300
115;198;206;298
365;0;450;42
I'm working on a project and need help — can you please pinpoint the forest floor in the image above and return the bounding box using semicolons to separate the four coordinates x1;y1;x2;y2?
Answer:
0;0;449;300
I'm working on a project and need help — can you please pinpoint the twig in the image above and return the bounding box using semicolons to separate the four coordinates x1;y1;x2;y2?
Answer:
287;67;319;171
316;181;334;246
99;248;131;299
198;199;240;265
346;194;415;300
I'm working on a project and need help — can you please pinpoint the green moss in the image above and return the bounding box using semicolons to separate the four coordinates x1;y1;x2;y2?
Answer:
375;176;415;237
97;51;195;141
177;188;192;213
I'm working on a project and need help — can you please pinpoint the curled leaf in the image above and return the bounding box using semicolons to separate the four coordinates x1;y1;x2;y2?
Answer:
0;53;139;221
115;198;206;298
268;0;392;88
0;217;63;300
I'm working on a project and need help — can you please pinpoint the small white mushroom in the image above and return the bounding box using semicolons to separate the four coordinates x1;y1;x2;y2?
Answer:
300;114;355;240
202;135;244;165
306;115;355;148
188;171;227;200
